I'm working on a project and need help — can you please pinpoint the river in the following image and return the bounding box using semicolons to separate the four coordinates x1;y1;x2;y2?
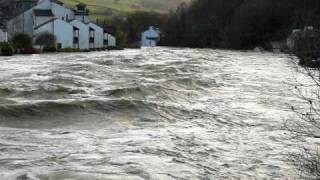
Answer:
0;48;311;179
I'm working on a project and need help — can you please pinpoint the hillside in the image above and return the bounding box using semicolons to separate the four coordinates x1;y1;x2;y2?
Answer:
61;0;189;19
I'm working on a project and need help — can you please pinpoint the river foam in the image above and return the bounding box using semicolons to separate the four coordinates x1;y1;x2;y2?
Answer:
0;48;311;179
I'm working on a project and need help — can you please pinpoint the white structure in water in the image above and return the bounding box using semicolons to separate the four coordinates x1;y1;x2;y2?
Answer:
141;26;160;47
7;0;116;50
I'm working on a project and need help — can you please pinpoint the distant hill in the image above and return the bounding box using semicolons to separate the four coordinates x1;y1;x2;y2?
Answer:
61;0;190;19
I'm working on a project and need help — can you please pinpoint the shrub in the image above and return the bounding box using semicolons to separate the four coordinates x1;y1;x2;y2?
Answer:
290;148;320;179
81;49;90;52
11;33;32;50
288;67;320;179
0;42;13;56
35;32;56;49
108;46;124;50
43;46;57;52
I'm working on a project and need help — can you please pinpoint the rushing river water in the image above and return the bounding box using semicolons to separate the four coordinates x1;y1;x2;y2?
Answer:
0;48;311;179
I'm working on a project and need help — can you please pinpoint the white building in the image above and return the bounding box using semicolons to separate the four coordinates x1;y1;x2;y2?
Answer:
0;29;8;42
104;27;116;47
88;23;104;49
107;34;116;47
141;26;160;47
7;0;116;50
70;20;89;50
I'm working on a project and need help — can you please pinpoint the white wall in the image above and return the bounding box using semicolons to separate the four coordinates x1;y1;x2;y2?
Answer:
53;19;73;48
34;16;52;26
70;20;89;50
34;19;73;48
0;29;3;42
23;9;35;36
142;28;160;47
142;39;156;47
108;34;116;47
89;23;104;48
33;20;52;37
51;2;74;21
75;15;90;24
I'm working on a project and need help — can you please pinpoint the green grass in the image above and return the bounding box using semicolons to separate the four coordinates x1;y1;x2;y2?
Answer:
61;0;189;19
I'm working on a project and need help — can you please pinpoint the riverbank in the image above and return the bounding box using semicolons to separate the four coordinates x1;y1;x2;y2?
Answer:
0;44;125;56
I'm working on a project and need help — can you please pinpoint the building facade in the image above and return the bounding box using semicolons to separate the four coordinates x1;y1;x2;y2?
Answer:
88;22;104;49
104;27;116;47
7;0;116;50
0;29;8;42
141;26;160;47
33;18;74;48
70;20;89;50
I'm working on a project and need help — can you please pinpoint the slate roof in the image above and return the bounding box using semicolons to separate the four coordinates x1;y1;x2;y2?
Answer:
33;18;56;29
33;9;54;17
104;27;115;35
34;18;79;33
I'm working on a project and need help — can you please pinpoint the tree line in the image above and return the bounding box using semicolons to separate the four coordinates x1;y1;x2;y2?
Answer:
162;0;320;49
102;0;320;49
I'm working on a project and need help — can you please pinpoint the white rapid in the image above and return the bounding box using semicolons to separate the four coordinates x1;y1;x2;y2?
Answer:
0;48;311;179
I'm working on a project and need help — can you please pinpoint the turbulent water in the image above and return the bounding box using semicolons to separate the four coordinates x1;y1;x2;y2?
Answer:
0;48;311;179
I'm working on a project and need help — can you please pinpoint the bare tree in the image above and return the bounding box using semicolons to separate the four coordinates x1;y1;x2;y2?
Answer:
286;63;320;179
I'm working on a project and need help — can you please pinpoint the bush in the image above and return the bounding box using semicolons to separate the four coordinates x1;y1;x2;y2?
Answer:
0;42;13;56
290;148;320;179
35;32;56;49
11;33;32;50
108;46;125;50
288;66;320;179
124;43;140;49
43;46;57;52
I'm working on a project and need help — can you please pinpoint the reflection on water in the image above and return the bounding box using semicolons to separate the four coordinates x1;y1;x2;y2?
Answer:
0;48;309;179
